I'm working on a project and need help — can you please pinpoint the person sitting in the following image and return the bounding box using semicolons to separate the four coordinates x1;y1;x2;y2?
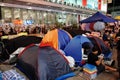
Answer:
87;46;117;74
102;30;110;47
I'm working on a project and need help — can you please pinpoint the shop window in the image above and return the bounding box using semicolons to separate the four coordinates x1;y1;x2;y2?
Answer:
28;10;36;20
22;9;28;20
3;7;12;22
14;8;21;19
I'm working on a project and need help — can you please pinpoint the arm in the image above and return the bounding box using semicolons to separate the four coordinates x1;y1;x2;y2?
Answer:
95;56;103;66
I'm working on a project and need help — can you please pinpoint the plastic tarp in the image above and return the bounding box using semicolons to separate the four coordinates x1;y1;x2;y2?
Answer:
5;36;42;54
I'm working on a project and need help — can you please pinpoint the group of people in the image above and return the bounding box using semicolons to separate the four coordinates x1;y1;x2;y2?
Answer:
87;45;117;74
86;25;120;79
0;22;120;79
0;24;48;38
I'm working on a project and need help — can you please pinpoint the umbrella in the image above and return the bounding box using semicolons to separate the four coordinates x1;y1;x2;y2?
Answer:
80;11;116;23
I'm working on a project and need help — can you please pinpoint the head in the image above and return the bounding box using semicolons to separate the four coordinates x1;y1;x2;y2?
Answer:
105;30;109;35
82;42;93;55
92;46;98;55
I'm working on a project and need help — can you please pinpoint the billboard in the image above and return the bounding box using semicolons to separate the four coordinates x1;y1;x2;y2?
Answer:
101;0;107;12
86;0;98;9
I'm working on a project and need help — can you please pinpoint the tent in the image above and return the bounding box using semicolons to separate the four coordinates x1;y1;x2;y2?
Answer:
88;36;112;58
40;29;72;50
64;29;90;37
80;12;116;23
64;35;93;66
16;44;72;80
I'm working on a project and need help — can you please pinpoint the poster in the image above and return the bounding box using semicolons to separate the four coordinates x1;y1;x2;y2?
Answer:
87;0;98;9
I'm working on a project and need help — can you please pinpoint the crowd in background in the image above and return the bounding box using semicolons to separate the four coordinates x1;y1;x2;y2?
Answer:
0;23;120;43
102;24;120;49
1;22;120;79
0;24;49;37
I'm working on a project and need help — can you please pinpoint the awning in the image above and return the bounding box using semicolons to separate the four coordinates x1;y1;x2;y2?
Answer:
115;16;120;20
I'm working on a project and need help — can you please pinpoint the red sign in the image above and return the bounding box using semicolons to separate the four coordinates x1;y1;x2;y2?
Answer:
82;0;87;7
98;0;101;10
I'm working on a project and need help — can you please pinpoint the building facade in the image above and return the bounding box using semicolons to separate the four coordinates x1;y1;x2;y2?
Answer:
107;0;120;19
0;0;107;27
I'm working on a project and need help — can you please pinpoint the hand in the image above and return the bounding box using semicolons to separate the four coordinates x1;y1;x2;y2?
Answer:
98;55;104;59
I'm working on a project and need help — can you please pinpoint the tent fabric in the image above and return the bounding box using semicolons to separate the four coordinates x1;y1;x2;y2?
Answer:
80;12;116;23
38;46;72;80
64;29;90;37
40;29;72;50
17;44;72;80
55;72;76;80
17;44;39;80
64;35;93;66
4;36;42;54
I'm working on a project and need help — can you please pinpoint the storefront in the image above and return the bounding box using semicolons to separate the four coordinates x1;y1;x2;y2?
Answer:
0;6;78;28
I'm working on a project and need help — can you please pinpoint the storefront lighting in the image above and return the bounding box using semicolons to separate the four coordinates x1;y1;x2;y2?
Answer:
28;7;32;9
43;13;47;17
47;9;51;12
73;13;77;14
0;3;5;6
62;11;66;13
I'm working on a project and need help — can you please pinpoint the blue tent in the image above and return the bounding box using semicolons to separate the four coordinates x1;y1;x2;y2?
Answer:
80;12;116;23
64;35;93;66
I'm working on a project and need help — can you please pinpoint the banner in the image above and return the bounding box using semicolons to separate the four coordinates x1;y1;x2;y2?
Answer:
82;0;87;7
98;0;101;10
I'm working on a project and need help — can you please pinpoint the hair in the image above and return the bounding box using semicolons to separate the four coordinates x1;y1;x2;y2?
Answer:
105;30;108;33
118;29;120;33
92;46;98;52
82;42;92;49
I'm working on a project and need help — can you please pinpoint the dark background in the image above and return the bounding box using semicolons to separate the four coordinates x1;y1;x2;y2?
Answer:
107;0;120;14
